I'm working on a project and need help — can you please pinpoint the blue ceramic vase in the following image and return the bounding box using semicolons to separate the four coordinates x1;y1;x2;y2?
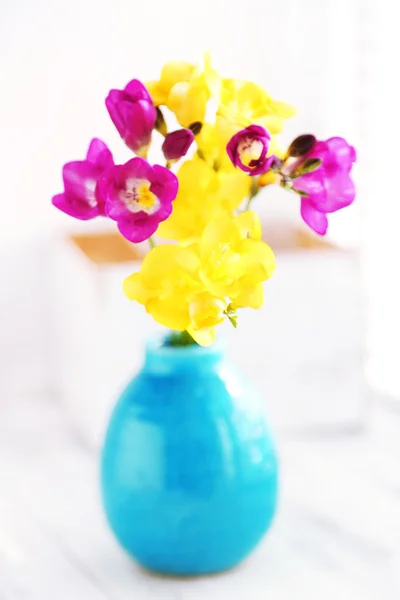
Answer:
101;336;278;575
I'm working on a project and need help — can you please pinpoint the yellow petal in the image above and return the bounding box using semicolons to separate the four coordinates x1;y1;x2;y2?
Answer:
238;239;276;282
217;77;295;135
140;245;180;285
217;171;251;211
269;99;297;118
258;170;278;187
200;216;241;261
158;158;231;243
231;283;264;309
145;81;168;106
201;51;221;99
177;156;218;195
167;81;209;127
256;114;286;135
268;134;285;159
174;245;201;278
196;118;240;173
199;276;236;299
146;297;189;331
160;61;194;90
187;326;216;347
235;211;262;240
123;272;149;303
188;291;227;329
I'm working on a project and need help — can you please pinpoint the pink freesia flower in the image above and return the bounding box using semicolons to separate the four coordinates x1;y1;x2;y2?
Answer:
293;137;356;235
106;80;156;155
162;129;194;161
226;125;274;175
52;138;114;220
100;157;178;243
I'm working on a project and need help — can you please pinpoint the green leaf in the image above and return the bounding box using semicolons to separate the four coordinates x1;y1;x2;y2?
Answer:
224;305;238;328
227;313;238;328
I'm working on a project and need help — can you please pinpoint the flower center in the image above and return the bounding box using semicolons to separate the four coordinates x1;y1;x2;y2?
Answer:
120;178;160;215
237;138;263;167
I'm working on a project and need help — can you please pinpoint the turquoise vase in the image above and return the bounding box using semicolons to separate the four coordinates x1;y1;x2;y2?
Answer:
101;336;278;575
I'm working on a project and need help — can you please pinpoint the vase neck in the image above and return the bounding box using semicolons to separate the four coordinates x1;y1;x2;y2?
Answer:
143;335;225;375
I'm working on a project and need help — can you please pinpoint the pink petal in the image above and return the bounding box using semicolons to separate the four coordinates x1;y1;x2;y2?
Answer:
324;172;356;212
124;79;153;103
300;198;328;235
120;101;156;150
105;91;126;132
86;138;114;170
62;161;99;205
117;214;159;243
293;169;327;205
325;137;357;169
52;193;101;220
120;157;153;182
150;165;179;212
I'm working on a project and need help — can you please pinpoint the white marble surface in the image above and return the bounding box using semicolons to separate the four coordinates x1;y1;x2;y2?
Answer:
1;392;400;599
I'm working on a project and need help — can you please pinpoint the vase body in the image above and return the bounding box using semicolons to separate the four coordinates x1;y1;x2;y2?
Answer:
101;336;278;575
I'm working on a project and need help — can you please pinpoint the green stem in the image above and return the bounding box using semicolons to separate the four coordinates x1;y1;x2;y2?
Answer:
148;236;156;250
165;330;198;347
243;177;259;212
244;196;253;212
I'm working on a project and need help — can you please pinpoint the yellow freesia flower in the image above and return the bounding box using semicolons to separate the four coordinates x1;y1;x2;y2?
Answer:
200;211;275;305
177;211;275;308
123;245;226;345
146;54;220;128
218;78;296;135
123;245;202;331
124;212;275;345
157;156;251;243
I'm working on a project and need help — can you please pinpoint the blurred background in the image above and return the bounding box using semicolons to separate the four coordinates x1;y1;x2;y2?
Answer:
1;0;400;597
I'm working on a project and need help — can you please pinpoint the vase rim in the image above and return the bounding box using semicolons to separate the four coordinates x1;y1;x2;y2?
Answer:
145;333;226;360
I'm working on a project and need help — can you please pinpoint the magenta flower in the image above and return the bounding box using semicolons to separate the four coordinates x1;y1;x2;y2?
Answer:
106;80;156;155
52;138;114;220
293;137;356;235
99;157;178;243
162;129;194;161
227;125;274;175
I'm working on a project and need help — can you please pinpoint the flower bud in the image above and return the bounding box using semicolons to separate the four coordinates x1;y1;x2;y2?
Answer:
105;80;156;156
287;134;316;157
189;122;203;135
227;125;274;176
296;157;322;175
162;129;194;161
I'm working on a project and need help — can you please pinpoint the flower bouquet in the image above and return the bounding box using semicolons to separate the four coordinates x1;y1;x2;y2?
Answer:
53;55;356;575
